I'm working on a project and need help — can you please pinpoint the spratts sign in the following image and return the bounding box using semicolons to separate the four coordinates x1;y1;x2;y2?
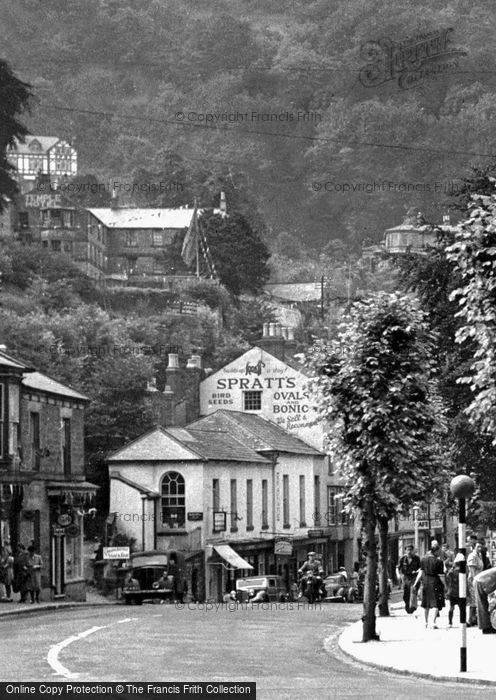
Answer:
200;347;316;434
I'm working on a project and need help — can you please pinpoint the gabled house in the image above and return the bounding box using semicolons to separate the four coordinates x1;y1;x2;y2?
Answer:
7;136;77;193
108;424;272;601
0;349;97;601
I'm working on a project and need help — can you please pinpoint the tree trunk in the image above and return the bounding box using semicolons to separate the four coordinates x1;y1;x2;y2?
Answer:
378;516;390;617
362;500;379;641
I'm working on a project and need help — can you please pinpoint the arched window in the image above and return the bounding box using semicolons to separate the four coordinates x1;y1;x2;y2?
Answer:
161;471;185;529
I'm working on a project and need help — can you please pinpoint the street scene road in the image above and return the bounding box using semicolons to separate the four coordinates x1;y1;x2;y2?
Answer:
0;603;491;699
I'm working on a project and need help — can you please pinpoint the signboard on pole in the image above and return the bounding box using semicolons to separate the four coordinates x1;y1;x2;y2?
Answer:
103;546;130;560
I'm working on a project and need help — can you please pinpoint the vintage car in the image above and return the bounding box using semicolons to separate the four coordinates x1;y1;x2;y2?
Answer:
122;550;184;605
235;575;289;603
322;573;356;603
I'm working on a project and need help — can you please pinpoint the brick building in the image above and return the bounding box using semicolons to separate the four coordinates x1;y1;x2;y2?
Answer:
0;348;97;601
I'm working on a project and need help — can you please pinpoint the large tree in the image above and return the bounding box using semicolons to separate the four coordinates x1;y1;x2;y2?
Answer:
307;292;449;640
446;189;496;442
198;211;271;296
0;59;32;210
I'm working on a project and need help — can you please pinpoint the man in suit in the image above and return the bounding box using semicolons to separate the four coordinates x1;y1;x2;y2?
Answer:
474;566;496;634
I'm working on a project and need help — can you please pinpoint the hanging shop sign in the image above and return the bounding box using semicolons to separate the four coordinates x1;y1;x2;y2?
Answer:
57;513;73;527
65;523;80;538
103;547;130;560
274;539;293;556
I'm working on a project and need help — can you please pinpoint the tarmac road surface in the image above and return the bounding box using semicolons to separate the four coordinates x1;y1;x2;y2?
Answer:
0;601;492;698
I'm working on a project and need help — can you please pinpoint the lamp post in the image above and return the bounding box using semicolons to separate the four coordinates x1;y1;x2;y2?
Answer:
450;474;476;673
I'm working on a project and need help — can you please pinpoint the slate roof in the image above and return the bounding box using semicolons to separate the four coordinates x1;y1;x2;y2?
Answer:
188;411;321;455
88;208;221;230
10;136;64;154
0;350;29;371
108;426;270;464
22;371;88;401
168;427;271;463
108;427;200;462
265;282;321;302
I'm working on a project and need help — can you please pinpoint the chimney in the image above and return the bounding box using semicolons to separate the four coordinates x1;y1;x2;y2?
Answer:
257;323;286;361
163;384;175;427
110;186;119;210
219;191;227;218
165;353;181;396
184;354;203;423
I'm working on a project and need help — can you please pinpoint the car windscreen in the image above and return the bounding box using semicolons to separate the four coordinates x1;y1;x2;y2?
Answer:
133;567;166;589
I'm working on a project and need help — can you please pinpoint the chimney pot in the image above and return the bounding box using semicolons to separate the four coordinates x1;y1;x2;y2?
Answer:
220;191;227;217
186;355;202;369
168;353;180;369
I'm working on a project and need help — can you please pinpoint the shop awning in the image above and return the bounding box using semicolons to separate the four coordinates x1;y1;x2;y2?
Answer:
213;544;254;570
46;481;99;496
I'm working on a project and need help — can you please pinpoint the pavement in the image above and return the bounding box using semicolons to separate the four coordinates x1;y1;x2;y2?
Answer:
0;584;113;616
339;599;496;685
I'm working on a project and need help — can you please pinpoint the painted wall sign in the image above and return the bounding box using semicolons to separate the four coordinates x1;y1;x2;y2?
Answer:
200;347;323;449
25;193;62;208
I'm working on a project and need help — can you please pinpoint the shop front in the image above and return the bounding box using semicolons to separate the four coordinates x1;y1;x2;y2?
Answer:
46;481;98;601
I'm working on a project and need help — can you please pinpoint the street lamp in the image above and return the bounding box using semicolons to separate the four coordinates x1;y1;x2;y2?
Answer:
450;474;476;673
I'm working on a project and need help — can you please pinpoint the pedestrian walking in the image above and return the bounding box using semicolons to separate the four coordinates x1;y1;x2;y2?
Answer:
397;545;420;614
440;543;455;573
0;545;14;601
414;541;445;629
446;553;464;627
467;542;484;626
26;545;42;603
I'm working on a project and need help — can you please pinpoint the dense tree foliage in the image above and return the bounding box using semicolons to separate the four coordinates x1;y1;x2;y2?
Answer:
199;211;271;295
4;0;496;248
0;59;32;210
307;293;450;640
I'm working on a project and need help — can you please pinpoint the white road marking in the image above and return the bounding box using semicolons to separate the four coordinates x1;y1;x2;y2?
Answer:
47;617;138;678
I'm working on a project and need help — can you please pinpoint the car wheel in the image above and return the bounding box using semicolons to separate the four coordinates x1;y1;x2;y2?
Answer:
124;597;131;605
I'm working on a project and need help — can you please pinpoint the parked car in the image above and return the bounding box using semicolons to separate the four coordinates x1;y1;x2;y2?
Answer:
122;550;185;605
323;573;356;603
236;575;289;603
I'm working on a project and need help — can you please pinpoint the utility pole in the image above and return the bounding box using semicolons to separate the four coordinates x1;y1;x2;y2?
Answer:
194;197;200;279
321;275;324;320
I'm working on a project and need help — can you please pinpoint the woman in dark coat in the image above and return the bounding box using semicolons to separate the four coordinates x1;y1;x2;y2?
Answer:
415;541;445;629
13;545;29;603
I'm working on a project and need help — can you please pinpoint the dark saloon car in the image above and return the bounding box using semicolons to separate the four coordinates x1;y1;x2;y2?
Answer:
322;573;356;603
235;576;290;603
122;550;184;605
